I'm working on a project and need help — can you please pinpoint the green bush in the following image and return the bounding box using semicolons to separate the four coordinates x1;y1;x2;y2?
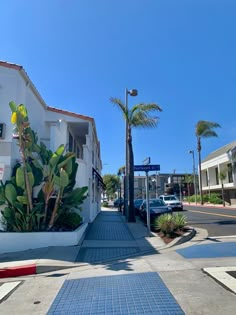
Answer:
153;214;175;236
153;213;187;235
54;210;82;231
186;195;202;203
102;201;109;207
173;213;187;231
208;193;223;204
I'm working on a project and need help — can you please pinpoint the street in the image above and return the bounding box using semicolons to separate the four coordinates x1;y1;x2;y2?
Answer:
183;204;236;237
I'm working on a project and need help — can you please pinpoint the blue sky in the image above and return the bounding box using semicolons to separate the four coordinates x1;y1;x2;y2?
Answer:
1;0;236;176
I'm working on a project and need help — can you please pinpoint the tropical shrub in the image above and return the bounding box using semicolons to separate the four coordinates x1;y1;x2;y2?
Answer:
153;213;187;236
153;214;175;235
173;213;187;231
53;210;83;231
208;193;223;204
0;102;88;232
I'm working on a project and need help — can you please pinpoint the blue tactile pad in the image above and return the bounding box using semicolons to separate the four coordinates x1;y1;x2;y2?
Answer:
47;272;185;315
85;222;133;241
76;247;139;263
177;242;236;259
95;214;123;222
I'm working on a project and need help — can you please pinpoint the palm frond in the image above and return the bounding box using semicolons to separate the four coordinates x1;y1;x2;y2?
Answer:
131;103;162;115
201;130;218;138
110;97;126;113
130;103;162;128
132;111;159;128
195;120;221;137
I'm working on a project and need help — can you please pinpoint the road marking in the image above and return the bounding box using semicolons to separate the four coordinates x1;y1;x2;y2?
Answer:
0;281;21;302
188;209;236;219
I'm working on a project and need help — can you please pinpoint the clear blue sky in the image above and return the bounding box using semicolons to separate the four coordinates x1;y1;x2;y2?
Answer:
1;0;236;176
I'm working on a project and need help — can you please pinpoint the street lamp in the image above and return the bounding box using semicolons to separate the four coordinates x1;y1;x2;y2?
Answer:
124;88;138;218
189;150;197;204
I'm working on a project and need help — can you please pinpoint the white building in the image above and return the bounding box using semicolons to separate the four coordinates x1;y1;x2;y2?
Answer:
201;141;236;205
0;61;104;223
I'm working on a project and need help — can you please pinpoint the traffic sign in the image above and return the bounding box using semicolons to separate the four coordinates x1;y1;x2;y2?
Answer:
134;164;160;172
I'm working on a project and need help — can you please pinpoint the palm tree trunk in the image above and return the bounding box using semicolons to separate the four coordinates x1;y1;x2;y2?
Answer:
127;127;135;222
197;137;203;205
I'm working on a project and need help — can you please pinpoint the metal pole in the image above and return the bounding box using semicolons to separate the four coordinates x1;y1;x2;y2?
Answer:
155;171;158;198
192;150;197;204
145;171;151;237
124;88;129;219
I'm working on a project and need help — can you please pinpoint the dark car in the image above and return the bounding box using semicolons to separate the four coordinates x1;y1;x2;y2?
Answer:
139;198;172;222
113;198;124;208
134;199;143;215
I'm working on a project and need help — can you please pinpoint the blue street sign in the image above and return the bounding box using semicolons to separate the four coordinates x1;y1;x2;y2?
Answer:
134;164;160;172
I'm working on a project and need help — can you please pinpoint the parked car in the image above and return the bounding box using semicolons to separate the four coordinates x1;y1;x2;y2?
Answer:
134;199;143;215
159;195;183;211
113;198;124;208
139;198;172;222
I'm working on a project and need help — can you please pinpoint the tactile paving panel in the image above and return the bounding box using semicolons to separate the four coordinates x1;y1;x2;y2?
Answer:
76;247;139;263
85;222;133;240
47;272;185;315
177;242;236;259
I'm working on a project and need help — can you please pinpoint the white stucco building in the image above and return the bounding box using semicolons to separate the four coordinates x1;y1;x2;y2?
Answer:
201;141;236;205
0;61;104;223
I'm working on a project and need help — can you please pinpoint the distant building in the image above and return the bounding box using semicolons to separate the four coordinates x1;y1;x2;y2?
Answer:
132;172;194;200
201;141;236;205
0;61;104;223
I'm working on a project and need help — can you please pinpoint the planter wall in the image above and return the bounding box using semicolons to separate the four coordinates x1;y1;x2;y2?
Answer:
0;222;88;254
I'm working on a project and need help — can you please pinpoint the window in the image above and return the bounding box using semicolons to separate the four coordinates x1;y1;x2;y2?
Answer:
228;163;233;183
68;132;73;152
215;168;219;185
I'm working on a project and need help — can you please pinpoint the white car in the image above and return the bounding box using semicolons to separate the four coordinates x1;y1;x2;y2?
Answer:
159;195;183;211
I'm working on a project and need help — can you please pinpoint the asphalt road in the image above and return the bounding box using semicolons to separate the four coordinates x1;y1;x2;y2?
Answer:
181;204;236;237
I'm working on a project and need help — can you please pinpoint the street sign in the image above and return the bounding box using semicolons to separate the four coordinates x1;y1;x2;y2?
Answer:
134;164;160;172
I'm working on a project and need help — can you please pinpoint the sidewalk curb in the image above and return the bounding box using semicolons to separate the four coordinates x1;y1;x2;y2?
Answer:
0;264;36;278
162;228;196;249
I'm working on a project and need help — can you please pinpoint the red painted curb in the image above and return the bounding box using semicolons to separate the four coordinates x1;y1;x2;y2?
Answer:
0;264;37;278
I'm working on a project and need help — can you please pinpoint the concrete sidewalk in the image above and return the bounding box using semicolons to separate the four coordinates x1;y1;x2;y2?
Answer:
1;208;236;314
0;208;167;277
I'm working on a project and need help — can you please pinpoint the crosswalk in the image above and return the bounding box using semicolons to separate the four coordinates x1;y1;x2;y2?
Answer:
0;281;21;303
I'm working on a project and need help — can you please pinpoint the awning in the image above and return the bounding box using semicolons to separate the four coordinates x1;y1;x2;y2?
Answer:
92;168;106;190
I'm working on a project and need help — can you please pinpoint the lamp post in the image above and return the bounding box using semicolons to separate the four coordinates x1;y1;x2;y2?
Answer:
124;88;138;219
189;150;197;204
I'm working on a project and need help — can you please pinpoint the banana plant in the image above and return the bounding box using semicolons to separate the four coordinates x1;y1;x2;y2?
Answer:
9;102;35;223
5;102;88;232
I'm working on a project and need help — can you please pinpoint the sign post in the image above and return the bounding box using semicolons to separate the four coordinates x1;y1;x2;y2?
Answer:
134;164;160;237
145;171;151;236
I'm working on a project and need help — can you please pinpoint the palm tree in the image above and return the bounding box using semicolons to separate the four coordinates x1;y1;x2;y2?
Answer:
111;97;162;222
195;120;221;205
117;166;125;212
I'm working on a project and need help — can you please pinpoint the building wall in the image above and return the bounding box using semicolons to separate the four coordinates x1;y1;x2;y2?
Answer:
0;63;102;223
201;151;236;204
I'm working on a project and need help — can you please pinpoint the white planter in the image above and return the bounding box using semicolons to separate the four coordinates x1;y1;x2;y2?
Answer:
0;222;88;254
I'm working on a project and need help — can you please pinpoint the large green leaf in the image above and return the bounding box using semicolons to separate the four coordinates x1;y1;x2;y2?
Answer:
57;154;75;171
9;101;17;112
5;183;17;204
17;196;28;205
55;144;65;156
54;170;69;188
16;167;25;189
